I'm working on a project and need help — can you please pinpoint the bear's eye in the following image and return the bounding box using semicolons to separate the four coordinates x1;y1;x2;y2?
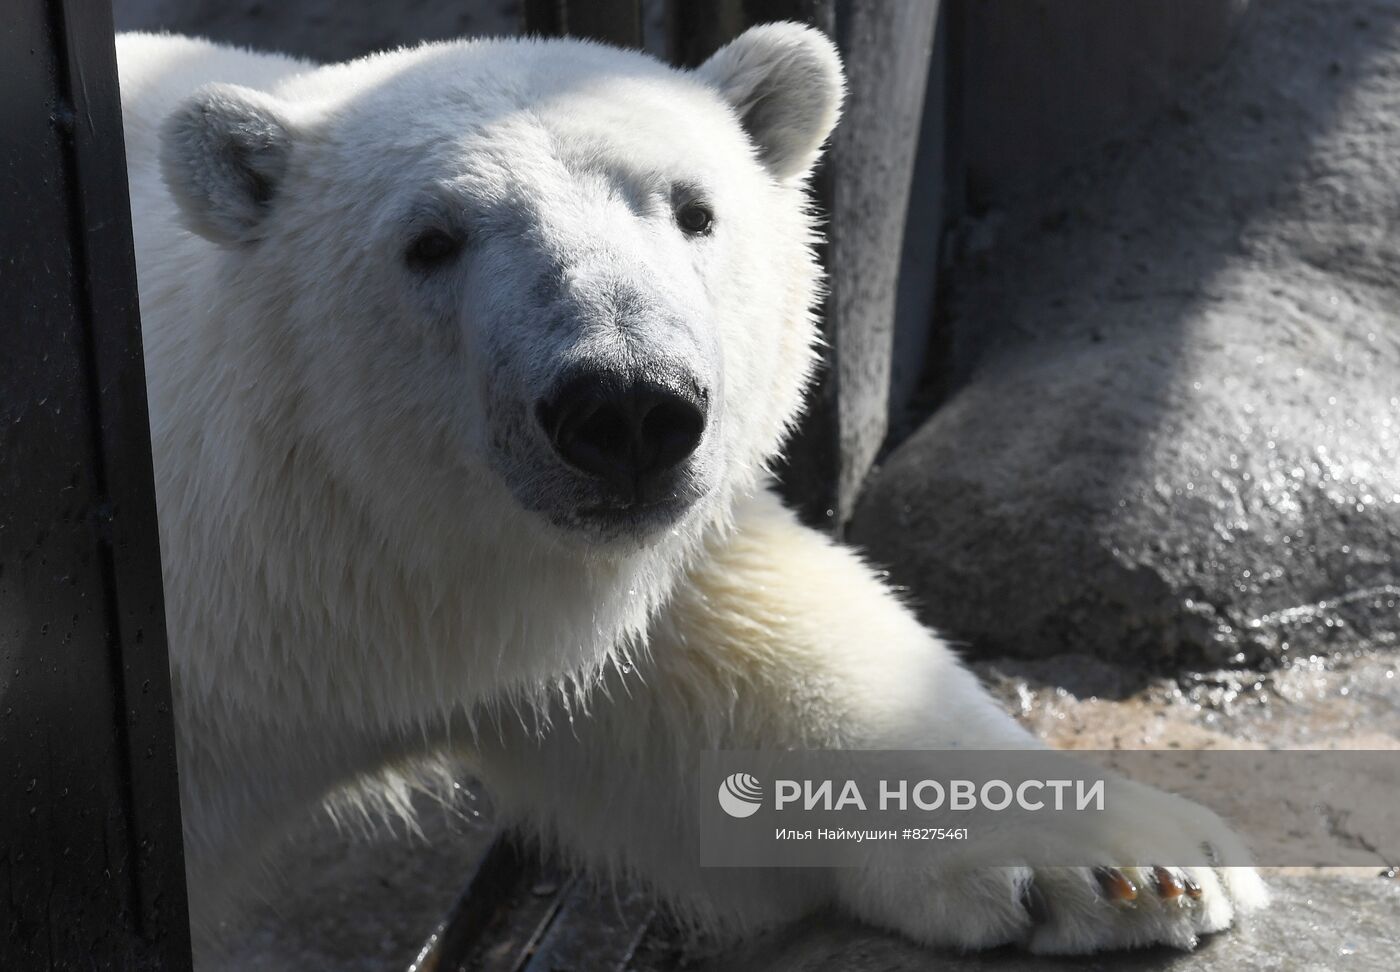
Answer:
405;228;463;271
675;200;715;237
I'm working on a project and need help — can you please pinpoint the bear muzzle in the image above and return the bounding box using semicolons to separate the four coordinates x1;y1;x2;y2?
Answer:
537;364;708;509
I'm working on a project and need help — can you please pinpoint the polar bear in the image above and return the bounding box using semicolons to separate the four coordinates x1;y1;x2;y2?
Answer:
116;23;1265;960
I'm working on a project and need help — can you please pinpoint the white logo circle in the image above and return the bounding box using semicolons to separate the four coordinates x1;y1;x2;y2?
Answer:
717;773;763;818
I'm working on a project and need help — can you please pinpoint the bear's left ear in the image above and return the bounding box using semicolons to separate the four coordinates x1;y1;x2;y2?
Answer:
159;83;296;245
697;22;845;182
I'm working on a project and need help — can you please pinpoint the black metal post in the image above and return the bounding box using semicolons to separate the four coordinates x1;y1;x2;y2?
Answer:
523;0;644;47
0;0;192;967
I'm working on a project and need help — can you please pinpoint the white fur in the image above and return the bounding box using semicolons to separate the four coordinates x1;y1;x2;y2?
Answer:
117;27;1264;959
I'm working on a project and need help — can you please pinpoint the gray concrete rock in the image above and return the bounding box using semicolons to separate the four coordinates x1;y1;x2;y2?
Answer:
852;0;1400;668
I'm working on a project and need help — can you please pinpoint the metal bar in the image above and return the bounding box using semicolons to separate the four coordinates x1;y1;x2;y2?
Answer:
889;3;950;432
567;0;644;48
522;0;565;37
520;883;655;972
425;837;609;972
771;150;841;530
667;0;745;67
53;0;193;943
0;0;192;966
423;835;658;972
524;0;644;48
418;835;531;971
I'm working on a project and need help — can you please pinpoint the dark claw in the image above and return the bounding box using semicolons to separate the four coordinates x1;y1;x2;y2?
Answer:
1182;873;1204;900
1020;878;1050;926
1152;866;1185;900
1093;866;1139;903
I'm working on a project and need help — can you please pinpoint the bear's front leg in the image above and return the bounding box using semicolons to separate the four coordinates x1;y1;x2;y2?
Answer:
469;488;1266;953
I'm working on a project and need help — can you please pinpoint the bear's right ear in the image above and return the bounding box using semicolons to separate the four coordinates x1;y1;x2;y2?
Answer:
159;83;295;245
697;22;845;183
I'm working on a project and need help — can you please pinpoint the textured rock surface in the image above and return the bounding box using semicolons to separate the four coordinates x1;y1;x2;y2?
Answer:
853;0;1400;668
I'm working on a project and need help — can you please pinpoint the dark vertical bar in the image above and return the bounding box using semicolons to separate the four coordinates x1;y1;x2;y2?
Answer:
53;0;192;945
518;883;654;972
667;0;746;67
925;0;969;409
420;837;527;970
524;0;644;48
941;0;970;230
0;0;192;967
889;4;949;424
567;0;643;48
522;0;565;37
772;148;841;529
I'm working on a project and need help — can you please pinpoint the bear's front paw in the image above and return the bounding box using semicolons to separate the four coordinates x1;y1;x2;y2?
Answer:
836;788;1268;954
843;863;1267;954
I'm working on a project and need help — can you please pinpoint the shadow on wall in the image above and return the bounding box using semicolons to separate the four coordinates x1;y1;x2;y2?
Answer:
855;0;1400;673
892;0;1252;447
951;0;1252;213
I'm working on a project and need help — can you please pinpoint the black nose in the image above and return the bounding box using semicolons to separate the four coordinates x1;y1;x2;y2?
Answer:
539;369;707;494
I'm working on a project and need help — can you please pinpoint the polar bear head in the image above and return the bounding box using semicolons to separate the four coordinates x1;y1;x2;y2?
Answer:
159;25;842;557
